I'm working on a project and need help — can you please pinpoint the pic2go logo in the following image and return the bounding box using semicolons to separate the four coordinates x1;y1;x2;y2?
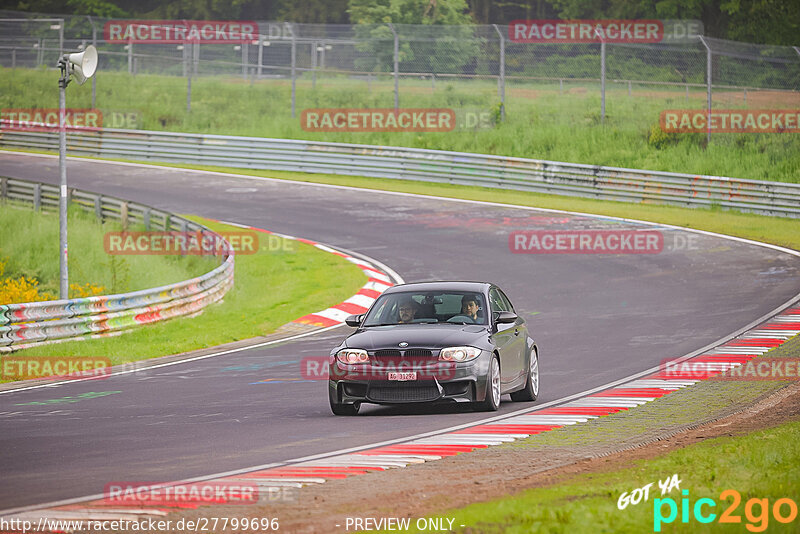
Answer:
654;489;798;532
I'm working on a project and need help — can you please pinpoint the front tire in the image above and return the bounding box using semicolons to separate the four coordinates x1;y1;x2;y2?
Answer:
476;355;501;412
330;401;360;416
511;348;539;402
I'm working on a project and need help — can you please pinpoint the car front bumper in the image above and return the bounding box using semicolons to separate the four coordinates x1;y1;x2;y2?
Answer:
328;351;492;406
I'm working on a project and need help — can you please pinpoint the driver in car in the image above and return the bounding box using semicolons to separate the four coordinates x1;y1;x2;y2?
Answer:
461;295;481;322
397;299;419;324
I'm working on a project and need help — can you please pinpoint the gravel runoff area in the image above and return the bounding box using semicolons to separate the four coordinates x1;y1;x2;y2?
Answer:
103;335;800;533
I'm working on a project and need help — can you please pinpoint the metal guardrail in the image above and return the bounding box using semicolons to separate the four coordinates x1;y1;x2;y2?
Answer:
1;127;799;217
0;176;234;350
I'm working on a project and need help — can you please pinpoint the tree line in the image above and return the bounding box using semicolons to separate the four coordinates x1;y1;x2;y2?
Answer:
2;0;798;46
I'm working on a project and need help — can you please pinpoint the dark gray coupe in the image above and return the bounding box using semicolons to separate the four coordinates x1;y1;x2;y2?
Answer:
328;281;539;415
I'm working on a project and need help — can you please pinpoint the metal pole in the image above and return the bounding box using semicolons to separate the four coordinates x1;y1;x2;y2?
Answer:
11;48;15;68
242;42;248;79
193;40;199;75
291;24;296;118
389;23;398;110
600;40;606;123
699;36;712;144
312;40;317;88
257;36;263;78
794;46;800;58
128;37;133;74
591;27;607;122
58;19;63;58
88;16;97;109
493;24;505;121
58;62;69;299
187;44;192;113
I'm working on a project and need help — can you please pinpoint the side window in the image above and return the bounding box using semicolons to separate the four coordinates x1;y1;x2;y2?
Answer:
489;288;510;313
497;289;515;313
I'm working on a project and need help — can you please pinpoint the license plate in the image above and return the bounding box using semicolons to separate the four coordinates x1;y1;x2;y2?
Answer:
388;372;417;381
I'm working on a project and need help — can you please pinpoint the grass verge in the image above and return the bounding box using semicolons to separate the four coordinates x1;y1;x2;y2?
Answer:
0;201;215;297
1;216;366;377
373;337;800;534
391;419;800;533
2;67;799;182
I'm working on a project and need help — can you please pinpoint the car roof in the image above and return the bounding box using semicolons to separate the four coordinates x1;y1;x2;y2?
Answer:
383;281;491;294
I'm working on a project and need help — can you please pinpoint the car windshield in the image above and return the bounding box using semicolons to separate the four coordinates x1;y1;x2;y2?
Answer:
363;291;488;326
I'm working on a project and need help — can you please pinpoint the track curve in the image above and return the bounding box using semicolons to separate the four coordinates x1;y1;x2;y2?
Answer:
1;152;799;511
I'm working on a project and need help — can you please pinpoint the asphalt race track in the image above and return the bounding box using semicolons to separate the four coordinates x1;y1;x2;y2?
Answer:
1;152;799;511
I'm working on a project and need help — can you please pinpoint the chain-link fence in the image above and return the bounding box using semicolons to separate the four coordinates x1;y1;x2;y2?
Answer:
1;10;799;123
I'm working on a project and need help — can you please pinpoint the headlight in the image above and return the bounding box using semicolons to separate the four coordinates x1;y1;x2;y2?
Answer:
336;348;369;364
439;346;481;362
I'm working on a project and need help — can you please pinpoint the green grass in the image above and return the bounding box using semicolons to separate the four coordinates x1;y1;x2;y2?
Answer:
3;216;367;373
2;67;799;183
0;201;215;296
384;419;800;533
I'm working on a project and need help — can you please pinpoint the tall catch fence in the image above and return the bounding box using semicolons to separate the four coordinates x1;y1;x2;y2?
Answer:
1;11;798;119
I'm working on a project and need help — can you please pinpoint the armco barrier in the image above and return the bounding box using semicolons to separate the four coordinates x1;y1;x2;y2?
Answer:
0;177;234;350
1;127;799;217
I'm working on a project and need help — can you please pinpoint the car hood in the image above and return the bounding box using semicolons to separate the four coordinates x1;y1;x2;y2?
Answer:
345;324;490;351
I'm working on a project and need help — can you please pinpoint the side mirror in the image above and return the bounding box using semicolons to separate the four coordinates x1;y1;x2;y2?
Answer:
495;311;518;324
345;314;364;327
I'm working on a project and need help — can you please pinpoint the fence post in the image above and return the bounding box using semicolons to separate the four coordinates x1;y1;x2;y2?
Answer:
311;39;317;88
186;44;192;113
33;183;42;211
242;42;248;79
58;19;63;59
291;24;296;118
11;48;15;68
120;202;129;231
389;23;399;110
0;177;7;202
493;24;506;122
88;16;97;109
34;183;42;211
94;195;102;221
143;207;151;230
257;35;263;79
600;43;606;123
698;36;712;144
